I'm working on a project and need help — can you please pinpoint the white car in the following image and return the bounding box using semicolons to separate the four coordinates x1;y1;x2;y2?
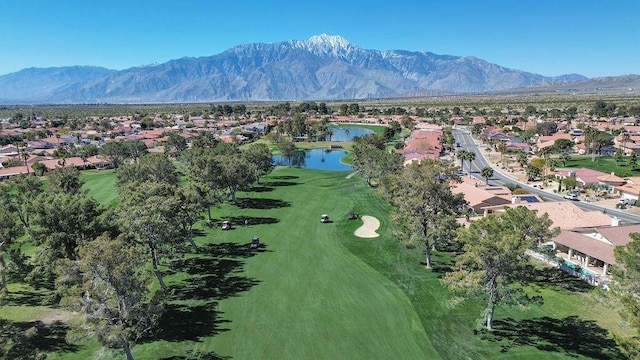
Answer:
563;193;579;201
619;199;630;205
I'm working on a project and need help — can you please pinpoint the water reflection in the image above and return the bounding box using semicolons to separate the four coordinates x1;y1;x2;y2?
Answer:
273;149;351;171
326;127;374;141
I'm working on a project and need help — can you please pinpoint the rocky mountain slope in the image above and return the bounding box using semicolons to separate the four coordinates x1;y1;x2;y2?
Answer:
0;34;589;103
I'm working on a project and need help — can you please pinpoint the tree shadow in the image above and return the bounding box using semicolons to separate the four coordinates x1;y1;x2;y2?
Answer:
161;352;231;360
227;216;280;226
262;180;299;187
479;316;625;359
192;228;207;237
0;318;79;354
269;175;299;180
526;266;594;293
235;197;290;209
153;242;268;343
2;289;57;307
155;303;230;342
170;258;260;302
248;185;274;192
429;263;454;275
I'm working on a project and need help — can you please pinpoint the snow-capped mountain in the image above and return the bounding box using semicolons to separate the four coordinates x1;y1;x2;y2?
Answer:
0;34;587;103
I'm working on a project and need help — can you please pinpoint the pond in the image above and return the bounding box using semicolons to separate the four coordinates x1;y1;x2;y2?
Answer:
326;127;374;141
273;149;352;171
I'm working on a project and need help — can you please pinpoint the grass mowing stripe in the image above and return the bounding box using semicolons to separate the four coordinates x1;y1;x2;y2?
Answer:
12;166;630;359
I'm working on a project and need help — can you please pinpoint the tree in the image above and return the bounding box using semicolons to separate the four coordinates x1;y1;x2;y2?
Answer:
559;152;571;167
495;142;507;164
77;144;99;169
191;132;218;149
174;186;208;250
456;150;467;170
76;234;164;360
99;142;128;168
28;192;111;290
562;176;577;191
585;128;614;157
116;153;178;189
164;133;187;158
480;166;494;185
553;139;574;153
380;160;467;268
31;161;47;176
353;134;403;187
622;132;631;152
216;154;257;203
526;164;541;181
277;139;297;167
242;143;274;184
517;150;529;167
535;122;558;136
614;148;624;164
118;182;185;289
630;152;638;170
0;174;44;229
47;166;84;194
124;140;148;163
464;150;476;177
0;205;21;294
442;206;558;330
612;233;640;357
183;149;226;221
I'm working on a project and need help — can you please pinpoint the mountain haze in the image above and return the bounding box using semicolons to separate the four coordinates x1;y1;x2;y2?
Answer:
0;34;588;103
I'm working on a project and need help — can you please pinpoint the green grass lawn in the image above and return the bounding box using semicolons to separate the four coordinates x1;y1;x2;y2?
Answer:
4;166;632;359
561;155;640;177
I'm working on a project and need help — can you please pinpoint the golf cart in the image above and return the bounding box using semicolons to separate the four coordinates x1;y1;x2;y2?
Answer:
348;212;358;220
250;236;260;249
321;214;329;223
221;221;232;230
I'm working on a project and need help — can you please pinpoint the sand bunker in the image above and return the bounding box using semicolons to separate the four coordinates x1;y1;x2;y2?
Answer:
354;215;380;238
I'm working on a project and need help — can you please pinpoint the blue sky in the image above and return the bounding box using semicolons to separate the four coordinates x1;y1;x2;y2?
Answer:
1;0;638;78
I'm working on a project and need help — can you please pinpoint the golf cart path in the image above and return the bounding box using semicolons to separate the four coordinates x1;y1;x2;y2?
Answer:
354;215;380;238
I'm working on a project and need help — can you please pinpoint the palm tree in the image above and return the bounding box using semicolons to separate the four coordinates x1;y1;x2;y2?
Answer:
456;150;467;170
622;132;631;153
497;142;507;164
481;166;494;185
465;150;476;177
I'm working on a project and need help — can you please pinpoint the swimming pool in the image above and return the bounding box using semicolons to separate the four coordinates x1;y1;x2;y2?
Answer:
560;259;597;276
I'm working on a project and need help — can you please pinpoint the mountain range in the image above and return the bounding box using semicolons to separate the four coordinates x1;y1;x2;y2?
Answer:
0;34;599;103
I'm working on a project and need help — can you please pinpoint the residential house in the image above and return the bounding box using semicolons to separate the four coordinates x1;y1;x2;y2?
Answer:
555;167;609;188
615;177;640;203
552;223;640;279
482;201;613;231
397;126;443;165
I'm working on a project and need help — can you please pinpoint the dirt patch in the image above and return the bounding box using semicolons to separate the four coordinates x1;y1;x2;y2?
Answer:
29;308;77;324
354;215;381;238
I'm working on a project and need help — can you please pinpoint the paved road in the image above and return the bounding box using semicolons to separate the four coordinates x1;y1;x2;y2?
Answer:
452;128;640;224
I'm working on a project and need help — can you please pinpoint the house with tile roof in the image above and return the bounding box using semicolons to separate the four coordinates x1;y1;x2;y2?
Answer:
554;167;609;187
397;127;443;165
552;223;640;279
482;201;614;231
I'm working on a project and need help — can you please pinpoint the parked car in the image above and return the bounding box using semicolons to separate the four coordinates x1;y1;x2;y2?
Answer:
563;193;579;201
618;198;630;205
